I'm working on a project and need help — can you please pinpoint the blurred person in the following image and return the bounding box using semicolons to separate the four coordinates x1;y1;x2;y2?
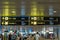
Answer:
35;32;40;40
17;34;22;40
0;34;3;40
26;34;32;40
17;34;20;40
11;30;17;40
2;33;4;40
50;33;55;39
31;34;35;40
4;32;8;40
23;34;27;40
8;33;12;40
45;32;49;38
0;35;1;40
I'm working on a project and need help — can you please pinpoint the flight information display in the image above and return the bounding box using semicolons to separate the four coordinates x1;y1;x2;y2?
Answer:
1;16;29;25
30;16;59;25
1;16;60;25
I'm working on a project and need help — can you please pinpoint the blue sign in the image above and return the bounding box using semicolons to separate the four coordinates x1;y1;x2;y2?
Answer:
21;21;25;25
8;26;10;32
50;21;53;25
0;25;2;34
49;6;54;16
21;1;25;16
28;27;33;33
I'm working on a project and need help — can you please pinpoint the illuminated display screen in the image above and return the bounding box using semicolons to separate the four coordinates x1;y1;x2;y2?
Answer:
44;17;59;25
1;16;60;25
1;16;29;25
30;16;45;25
30;16;59;25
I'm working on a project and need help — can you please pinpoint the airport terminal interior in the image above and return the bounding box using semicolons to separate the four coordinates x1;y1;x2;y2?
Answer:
0;0;60;40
